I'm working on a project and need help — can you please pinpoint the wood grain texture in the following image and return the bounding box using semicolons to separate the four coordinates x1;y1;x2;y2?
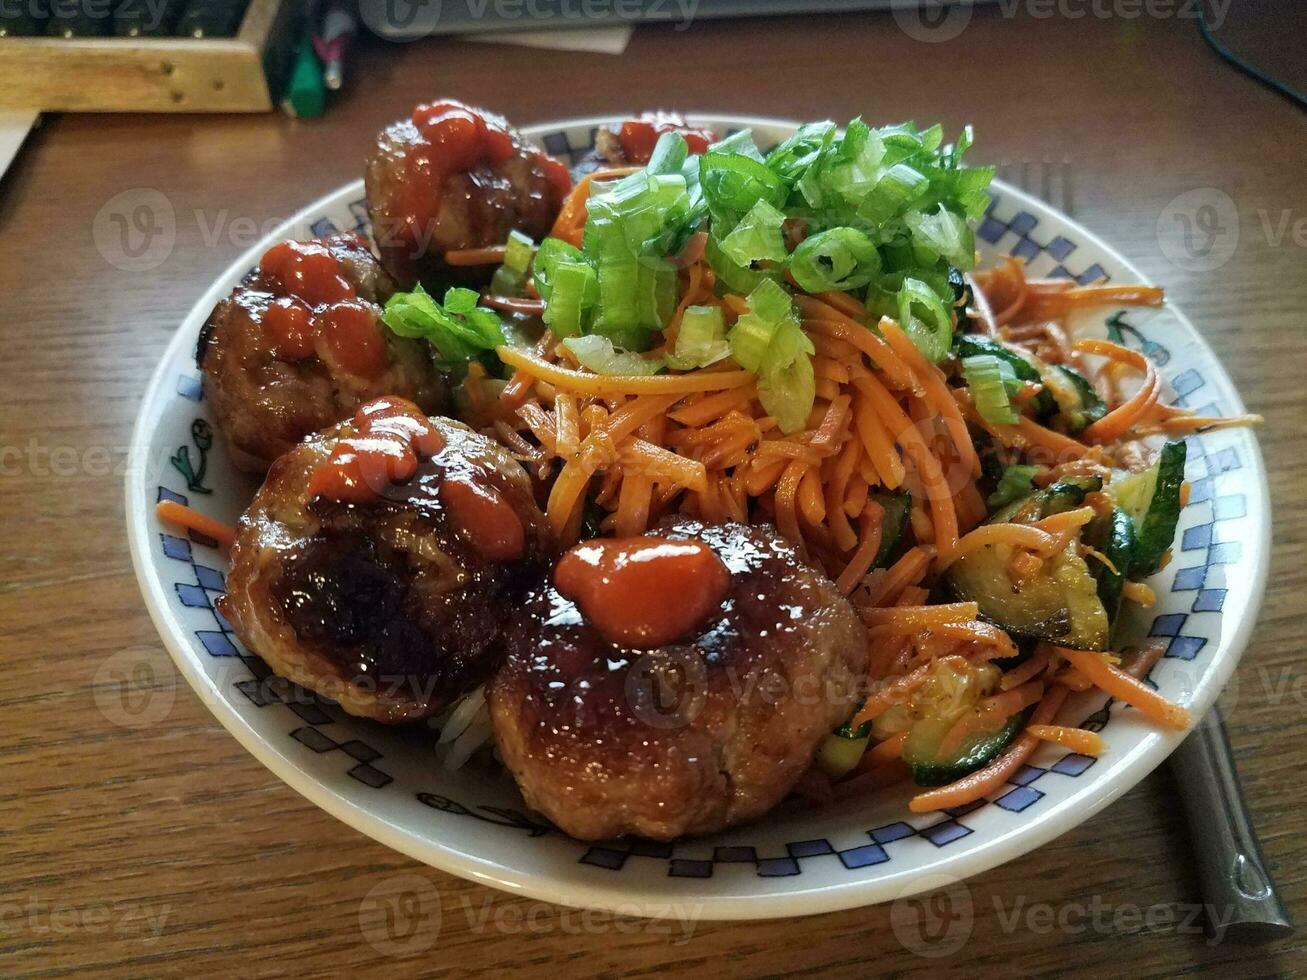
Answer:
0;0;294;113
1;8;1305;977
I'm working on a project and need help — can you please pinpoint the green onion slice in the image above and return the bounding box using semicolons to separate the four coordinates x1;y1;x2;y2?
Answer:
788;227;881;292
897;277;955;363
666;305;731;370
562;335;664;376
962;353;1021;426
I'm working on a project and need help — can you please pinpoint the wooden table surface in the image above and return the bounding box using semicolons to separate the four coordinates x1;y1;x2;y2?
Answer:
3;7;1306;977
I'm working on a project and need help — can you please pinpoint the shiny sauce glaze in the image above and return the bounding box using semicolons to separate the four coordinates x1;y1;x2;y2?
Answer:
401;100;572;253
553;536;732;648
616;112;716;163
257;239;388;377
309;397;527;562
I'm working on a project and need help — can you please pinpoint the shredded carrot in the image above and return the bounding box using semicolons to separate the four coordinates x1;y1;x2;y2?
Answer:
1074;338;1160;444
860;602;981;628
1026;724;1105;756
852;372;958;558
1032;505;1095;538
444;245;507;266
1018;284;1165;322
965;272;1000;337
938;681;1044;757
909;686;1069;812
548;166;641;246
795;296;918;391
879;317;978;478
928;620;1019;660
156;500;236;549
554;393;580;460
862;545;935;608
866;730;909;764
996;648;1045;686
851;655;970;728
480;294;547;315
812;289;867;319
667;386;756;427
1122;581;1156;607
940;522;1057;569
1055;646;1191;730
500;330;556;409
497;345;753;396
851;389;906;489
484;245;1251;795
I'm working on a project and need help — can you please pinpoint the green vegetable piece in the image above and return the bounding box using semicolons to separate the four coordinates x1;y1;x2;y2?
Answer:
907;709;1029;787
1109;440;1187;577
382;284;505;367
871;491;911;567
955;335;1056;419
1085;507;1137;634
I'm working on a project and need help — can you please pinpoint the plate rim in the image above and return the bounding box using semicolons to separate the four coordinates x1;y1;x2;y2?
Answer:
124;113;1271;920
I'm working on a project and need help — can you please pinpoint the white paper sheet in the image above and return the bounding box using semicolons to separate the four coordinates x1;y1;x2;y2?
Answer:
463;24;633;54
0;110;38;185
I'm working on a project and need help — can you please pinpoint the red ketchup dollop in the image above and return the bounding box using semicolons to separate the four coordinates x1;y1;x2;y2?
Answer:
401;99;572;253
617;112;716;164
439;475;526;562
554;537;732;648
260;240;355;306
309;396;444;503
257;239;387;378
309;396;527;562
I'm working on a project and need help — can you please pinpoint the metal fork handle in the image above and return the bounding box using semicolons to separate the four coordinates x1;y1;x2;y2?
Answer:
1168;705;1294;943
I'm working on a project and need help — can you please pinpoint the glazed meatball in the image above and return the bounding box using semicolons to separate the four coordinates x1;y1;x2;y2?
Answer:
590;112;717;167
487;518;869;841
219;401;553;723
198;233;444;473
365;100;571;288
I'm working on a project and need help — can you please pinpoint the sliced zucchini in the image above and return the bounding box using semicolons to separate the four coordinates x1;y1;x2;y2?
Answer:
991;635;1042;673
1042;364;1108;435
949;266;976;335
1108;440;1187;577
816;721;872;779
907;710;1029;787
871;491;911;567
989;474;1102;523
955;335;1056;419
949;482;1111;650
1085;507;1136;634
987;463;1039;511
1041;475;1104;515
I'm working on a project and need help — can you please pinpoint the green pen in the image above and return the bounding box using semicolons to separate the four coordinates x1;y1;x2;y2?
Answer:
280;32;325;120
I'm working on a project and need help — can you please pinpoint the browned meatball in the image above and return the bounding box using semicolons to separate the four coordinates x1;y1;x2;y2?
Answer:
365;100;570;288
487;518;869;841
588;113;717;167
198;233;445;474
219;411;553;724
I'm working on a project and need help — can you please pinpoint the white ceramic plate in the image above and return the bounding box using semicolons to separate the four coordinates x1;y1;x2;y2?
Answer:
126;115;1269;919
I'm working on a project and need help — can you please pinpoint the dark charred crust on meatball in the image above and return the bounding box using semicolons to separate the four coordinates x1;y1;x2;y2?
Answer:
198;234;443;474
219;417;552;723
488;518;869;841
